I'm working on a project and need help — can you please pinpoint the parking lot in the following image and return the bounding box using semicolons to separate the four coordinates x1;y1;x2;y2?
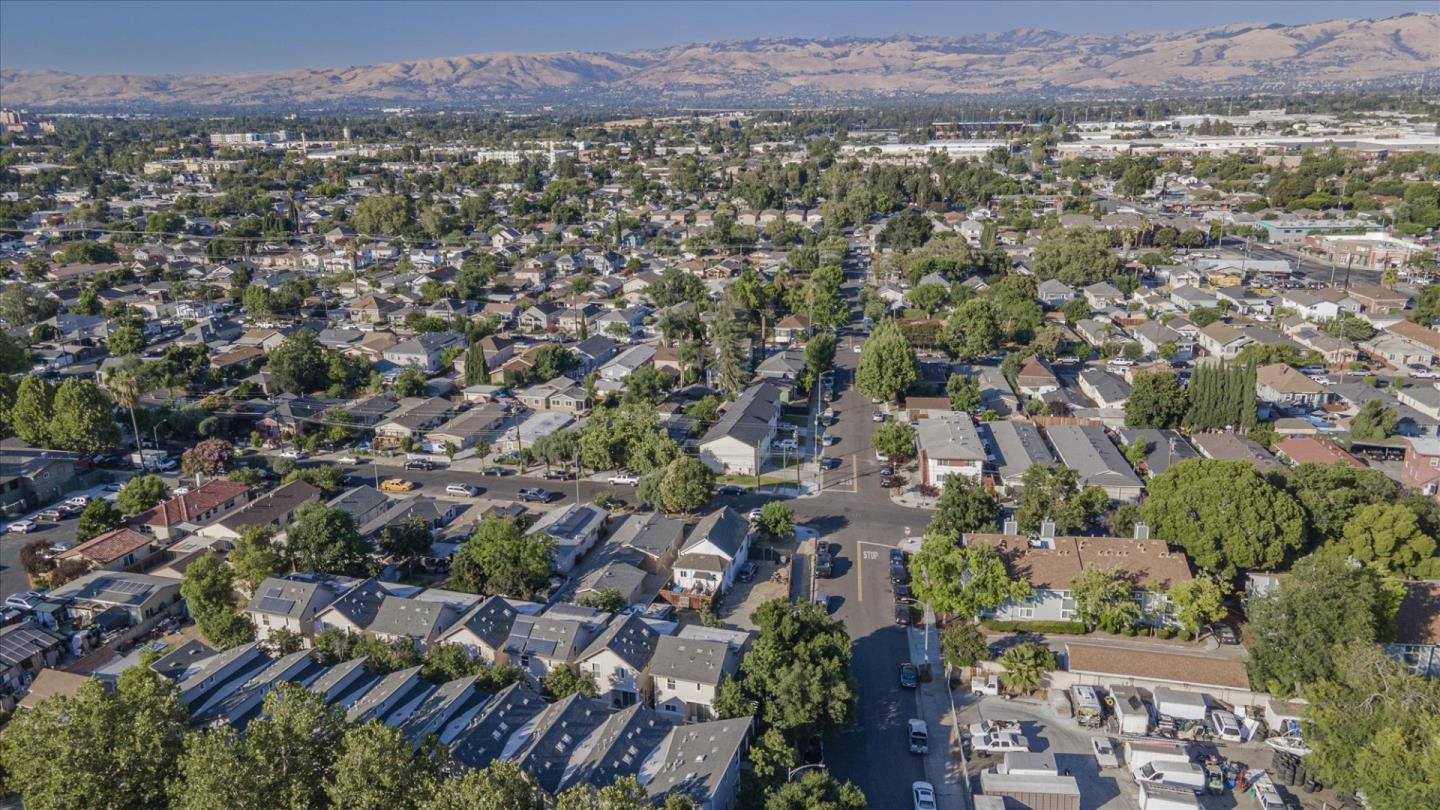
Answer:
957;694;1321;810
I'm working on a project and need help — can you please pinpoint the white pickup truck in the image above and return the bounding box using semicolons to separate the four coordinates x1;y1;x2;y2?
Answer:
968;719;1021;738
972;730;1030;753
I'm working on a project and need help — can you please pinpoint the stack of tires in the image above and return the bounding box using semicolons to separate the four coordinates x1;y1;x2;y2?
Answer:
1271;750;1300;785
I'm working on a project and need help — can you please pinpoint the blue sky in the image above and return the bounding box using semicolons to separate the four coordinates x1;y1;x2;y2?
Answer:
2;0;1434;74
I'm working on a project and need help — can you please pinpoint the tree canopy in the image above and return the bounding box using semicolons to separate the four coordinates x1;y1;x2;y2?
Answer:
855;319;918;403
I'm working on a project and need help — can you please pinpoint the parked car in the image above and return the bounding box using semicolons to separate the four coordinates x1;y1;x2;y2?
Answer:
775;438;799;452
746;508;763;521
337;455;359;465
46;540;74;557
899;663;919;689
1092;736;1121;768
820;456;841;470
912;781;937;810
519;488;559;503
1209;710;1243;742
379;479;415;493
278;448;305;459
908;719;929;754
736;561;758;583
5;591;45;610
37;509;64;522
889;547;907;563
543;469;574;481
6;520;37;534
65;496;92;508
480;466;513;476
971;730;1030;753
608;472;640;485
445;483;479;497
815;552;833;578
404;458;436;471
1204;623;1238;645
1407;364;1438;379
1107;358;1136;368
971;674;999;696
894;602;913;626
717;484;744;496
889;561;909;584
812;592;831;612
872;411;886;422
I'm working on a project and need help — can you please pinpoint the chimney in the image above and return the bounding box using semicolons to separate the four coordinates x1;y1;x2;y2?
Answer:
1003;519;1019;536
1133;522;1150;540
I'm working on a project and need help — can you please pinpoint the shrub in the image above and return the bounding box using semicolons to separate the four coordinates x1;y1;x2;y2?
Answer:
1156;626;1178;640
981;619;1089;635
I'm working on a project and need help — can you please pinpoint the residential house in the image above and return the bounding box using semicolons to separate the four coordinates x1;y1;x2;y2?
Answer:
0;622;67;697
649;635;741;723
672;507;752;598
1274;437;1363;469
1082;281;1124;310
47;570;183;629
517;376;590;413
773;314;811;345
915;411;985;487
979;420;1056;493
502;609;606;680
1078;368;1132;409
599;344;657;383
1196;322;1253;360
754;349;806;381
55;528;159;573
1015;357;1060;397
382;332;466;373
1347;283;1410;315
437;595;524;664
1037;280;1076;307
327;485;391;527
699;383;780;476
1131;321;1191;360
1362;332;1436;369
1190;431;1280;471
1384;321;1440;361
1255;363;1328;412
1402;437;1440;498
1290;326;1357;365
196;480;321;541
641;717;753;810
1387;580;1440;679
966;532;1193;627
1044;424;1145;502
425;404;506;451
529;503;608;575
520;302;563;332
1169;285;1218;313
1113;428;1198;477
129;480;252;541
373;397;454;447
575;613;663;709
244;576;344;646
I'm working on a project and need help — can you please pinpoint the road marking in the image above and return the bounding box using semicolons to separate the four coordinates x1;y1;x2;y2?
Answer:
856;540;899;604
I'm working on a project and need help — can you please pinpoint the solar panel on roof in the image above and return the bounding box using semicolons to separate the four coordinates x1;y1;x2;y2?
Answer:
258;596;296;614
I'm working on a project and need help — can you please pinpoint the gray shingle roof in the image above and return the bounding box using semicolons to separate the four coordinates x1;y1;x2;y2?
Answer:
648;636;737;687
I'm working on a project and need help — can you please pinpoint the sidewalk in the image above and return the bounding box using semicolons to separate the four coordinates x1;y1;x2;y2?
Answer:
909;610;970;810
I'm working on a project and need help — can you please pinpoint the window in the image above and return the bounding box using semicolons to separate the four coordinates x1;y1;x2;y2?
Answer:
666;678;677;690
1016;607;1034;619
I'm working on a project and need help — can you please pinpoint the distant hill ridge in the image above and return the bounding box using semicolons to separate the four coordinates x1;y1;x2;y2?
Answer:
3;13;1437;109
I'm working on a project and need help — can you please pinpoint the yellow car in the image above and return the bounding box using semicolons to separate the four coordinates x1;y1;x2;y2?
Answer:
380;478;415;493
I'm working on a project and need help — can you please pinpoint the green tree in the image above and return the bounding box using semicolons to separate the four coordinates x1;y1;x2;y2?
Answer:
941;621;991;670
709;302;750;394
0;666;189;810
455;517;553;599
171;726;260;810
1338;503;1440;578
575;587;627;613
1060;297;1090;324
1351;400;1399;442
1182;360;1257;431
542;667;598;699
1302;646;1440;810
1284;462;1399;543
876;207;933;250
764;770;867;810
47;378;119;453
855;319;918;403
285;502;372;576
117;474;169;514
464;343;491;386
657;455;715;513
927;475;998;538
0;331;29;374
757;501;794;539
268;330;329;394
325;721;439;810
181;551;256;648
1032;227;1122;285
911;534;1031;619
394;367;430;398
871;420;915;461
244;683;347;810
1168;576;1228;639
998;642;1057;694
418;761;545;810
1014;465;1109;535
181;437;236;477
378;517;434;561
730;598;856;736
908;283;949;316
107;324;146;357
943;298;1001;360
11;374;55;446
1070;565;1142;633
1246;554;1401;696
1124;371;1188;429
76;497;123;541
1143;459;1307;577
946;372;982;412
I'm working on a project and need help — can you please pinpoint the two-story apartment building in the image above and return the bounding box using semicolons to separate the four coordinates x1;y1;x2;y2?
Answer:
915;411;985;487
575;613;662;709
649;635;741;723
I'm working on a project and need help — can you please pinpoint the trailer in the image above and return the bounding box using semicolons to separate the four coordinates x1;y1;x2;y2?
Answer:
1137;782;1201;810
1109;684;1152;735
1071;684;1104;728
1153;687;1208;722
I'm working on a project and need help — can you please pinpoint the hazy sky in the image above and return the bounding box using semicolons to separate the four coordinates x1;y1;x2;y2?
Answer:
2;0;1433;74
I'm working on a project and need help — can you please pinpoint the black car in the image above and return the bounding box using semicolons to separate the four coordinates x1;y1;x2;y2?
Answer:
894;603;913;626
717;484;744;496
543;469;574;481
893;581;913;602
815;552;833;579
480;466;513;476
899;663;919;689
518;488;558;503
736;561;758;583
889;561;909;584
820;456;841;470
1206;623;1239;645
889;548;907;564
404;459;436;471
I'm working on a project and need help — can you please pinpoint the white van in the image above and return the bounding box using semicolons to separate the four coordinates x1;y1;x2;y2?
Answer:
1208;710;1243;742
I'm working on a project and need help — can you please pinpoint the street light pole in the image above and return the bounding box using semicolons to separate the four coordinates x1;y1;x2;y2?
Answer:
787;764;826;782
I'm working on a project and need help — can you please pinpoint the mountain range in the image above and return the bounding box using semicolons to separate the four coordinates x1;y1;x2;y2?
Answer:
3;14;1437;110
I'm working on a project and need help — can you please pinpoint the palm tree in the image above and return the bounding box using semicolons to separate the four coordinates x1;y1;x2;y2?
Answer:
998;643;1056;695
106;359;149;459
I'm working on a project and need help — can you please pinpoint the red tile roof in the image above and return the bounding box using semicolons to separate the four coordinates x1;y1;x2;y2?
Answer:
132;480;252;528
1275;437;1363;468
58;528;152;565
966;533;1193;591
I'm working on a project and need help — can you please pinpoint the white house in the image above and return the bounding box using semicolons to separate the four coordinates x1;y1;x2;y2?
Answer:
529;503;608;575
575;613;663;709
672;507;753;597
698;383;781;476
649;635;741;723
915;411;985;487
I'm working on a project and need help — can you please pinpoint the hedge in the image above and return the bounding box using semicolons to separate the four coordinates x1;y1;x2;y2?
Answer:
981;619;1089;635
